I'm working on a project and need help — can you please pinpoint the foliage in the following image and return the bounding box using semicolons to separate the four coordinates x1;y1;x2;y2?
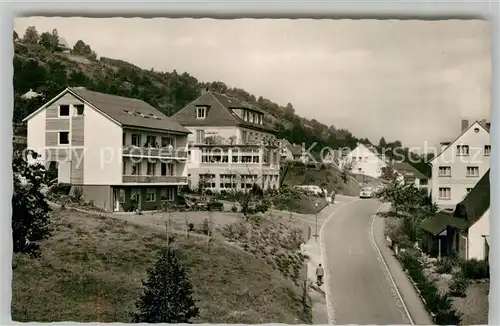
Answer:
398;250;462;325
460;259;490;280
22;26;39;44
12;150;53;256
132;247;199;323
449;273;470;297
435;257;458;274
380;165;397;181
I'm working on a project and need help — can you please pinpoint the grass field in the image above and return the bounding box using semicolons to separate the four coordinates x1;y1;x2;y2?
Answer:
12;208;309;324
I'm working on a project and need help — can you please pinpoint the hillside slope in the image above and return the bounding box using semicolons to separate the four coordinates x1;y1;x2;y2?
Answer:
12;209;308;323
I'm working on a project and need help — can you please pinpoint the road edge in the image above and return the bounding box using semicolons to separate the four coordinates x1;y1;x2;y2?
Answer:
370;203;434;326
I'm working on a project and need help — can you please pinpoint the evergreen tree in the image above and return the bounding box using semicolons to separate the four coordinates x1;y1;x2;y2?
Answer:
132;247;199;323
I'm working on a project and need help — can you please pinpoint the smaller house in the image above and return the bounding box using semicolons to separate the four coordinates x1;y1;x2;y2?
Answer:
279;139;309;163
391;161;430;189
420;169;490;261
20;89;43;100
57;37;71;53
340;142;389;179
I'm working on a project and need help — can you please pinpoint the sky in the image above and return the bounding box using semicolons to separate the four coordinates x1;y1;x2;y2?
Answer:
14;17;491;149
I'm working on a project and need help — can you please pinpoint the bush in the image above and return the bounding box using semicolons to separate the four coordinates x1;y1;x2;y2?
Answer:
231;205;238;213
460;258;489;280
399;250;461;325
449;273;470;297
49;183;72;196
436;257;457;274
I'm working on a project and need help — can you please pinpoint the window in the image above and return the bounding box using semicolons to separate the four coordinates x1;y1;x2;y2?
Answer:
220;174;237;189
457;145;470;156
146;135;156;147
118;189;126;203
147;162;156;176
131;134;141;146
187;150;191;162
74;104;84;116
200;174;216;188
59;132;69;145
161;187;175;201
196;107;206;119
485;145;491;156
161;136;173;147
161;163;174;176
146;189;156;202
438;166;451;177
438;187;451;199
466;166;479;177
196;130;205;143
241;130;248;144
59;105;70;117
232;154;239;163
123;161;126;174
420;179;428;186
132;162;141;175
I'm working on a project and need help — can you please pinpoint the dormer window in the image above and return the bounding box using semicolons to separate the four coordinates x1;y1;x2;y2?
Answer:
197;106;207;119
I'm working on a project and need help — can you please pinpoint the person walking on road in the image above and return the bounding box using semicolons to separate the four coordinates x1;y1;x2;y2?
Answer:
316;263;324;286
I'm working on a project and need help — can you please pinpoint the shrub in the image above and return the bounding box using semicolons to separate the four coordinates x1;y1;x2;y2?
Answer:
49;183;72;196
12;150;53;256
460;258;489;280
449;273;470;297
398;250;461;325
132;247;199;323
436;257;456;274
231;205;238;213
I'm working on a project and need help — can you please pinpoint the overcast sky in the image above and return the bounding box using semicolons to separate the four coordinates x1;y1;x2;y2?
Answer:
14;17;491;149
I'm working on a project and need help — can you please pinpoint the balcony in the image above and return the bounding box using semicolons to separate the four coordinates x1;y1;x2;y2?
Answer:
190;135;279;148
122;175;188;184
123;145;188;159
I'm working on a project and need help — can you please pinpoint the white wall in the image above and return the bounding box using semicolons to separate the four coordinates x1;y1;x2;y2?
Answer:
26;107;46;160
186;126;238;144
341;143;387;179
83;105;123;185
430;122;490;209
468;207;490;260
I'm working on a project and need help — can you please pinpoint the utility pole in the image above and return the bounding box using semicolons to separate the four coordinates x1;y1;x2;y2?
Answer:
313;201;319;242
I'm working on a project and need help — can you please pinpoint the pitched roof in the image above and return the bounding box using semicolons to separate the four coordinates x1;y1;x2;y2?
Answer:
171;91;276;134
430;120;490;164
24;87;190;134
391;161;429;180
453;169;490;225
421;169;490;235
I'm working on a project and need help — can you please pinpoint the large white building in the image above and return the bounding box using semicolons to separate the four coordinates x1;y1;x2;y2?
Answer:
23;87;191;212
339;142;389;179
172;89;281;192
429;119;491;210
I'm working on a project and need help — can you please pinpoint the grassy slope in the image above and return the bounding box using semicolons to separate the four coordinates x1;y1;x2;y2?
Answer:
12;209;306;324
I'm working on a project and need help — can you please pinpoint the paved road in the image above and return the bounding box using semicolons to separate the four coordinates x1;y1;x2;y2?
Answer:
321;198;412;325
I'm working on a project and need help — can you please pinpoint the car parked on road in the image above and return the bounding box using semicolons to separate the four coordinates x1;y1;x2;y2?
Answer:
359;187;374;199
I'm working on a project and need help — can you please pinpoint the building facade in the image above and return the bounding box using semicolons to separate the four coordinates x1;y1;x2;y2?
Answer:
24;87;190;212
172;89;280;192
429;120;490;210
340;142;388;179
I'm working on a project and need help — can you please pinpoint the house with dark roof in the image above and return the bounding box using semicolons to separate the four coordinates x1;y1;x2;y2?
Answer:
23;87;191;212
420;169;490;261
391;161;431;190
429;119;490;210
172;88;281;192
278;139;312;163
339;142;390;179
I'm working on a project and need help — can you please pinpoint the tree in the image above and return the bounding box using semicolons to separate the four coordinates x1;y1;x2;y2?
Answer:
379;137;387;148
13;30;19;42
12;150;53;256
132;247;199;323
22;26;39;44
226;168;269;219
39;32;58;50
381;165;397;181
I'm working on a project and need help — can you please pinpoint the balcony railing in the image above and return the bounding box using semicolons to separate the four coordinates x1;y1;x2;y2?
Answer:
123;145;188;159
190;136;280;148
123;175;188;184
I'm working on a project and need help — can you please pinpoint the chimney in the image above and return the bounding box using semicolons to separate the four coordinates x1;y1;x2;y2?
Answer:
486;122;491;130
461;119;469;132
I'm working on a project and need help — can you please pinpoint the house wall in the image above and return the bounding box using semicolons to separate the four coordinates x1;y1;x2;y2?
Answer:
468;208;490;260
83;101;123;185
430;122;490;209
82;185;113;211
341;144;387;179
186;126;238;144
27;106;46;160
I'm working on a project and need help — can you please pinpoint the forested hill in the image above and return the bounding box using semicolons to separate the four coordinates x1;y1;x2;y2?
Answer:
12;26;431;176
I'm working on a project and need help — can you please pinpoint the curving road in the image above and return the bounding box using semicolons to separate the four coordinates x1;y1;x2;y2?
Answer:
320;197;412;325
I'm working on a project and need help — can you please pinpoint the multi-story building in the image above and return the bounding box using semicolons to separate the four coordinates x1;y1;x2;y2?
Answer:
429;119;491;210
172;89;280;192
23;87;191;212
